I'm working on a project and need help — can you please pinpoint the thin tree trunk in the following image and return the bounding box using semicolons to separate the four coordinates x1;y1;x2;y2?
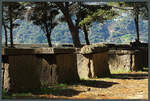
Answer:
56;3;81;47
46;32;52;47
83;24;90;45
2;20;8;47
43;4;52;47
44;22;52;47
134;7;140;42
9;6;14;48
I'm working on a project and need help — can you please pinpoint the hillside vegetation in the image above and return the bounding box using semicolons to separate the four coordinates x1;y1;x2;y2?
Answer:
2;7;148;45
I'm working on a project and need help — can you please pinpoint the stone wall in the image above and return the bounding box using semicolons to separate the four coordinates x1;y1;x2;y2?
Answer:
2;48;79;92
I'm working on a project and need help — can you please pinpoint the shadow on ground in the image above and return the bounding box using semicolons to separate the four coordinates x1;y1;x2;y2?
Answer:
36;88;83;97
110;73;148;80
76;80;119;88
3;80;119;98
36;80;119;97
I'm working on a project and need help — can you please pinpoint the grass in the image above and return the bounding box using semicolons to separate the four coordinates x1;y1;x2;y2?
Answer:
2;83;68;99
2;89;32;99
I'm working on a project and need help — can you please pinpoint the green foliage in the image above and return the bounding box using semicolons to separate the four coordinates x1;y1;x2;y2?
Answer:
79;4;118;27
1;2;148;45
2;2;26;47
2;89;32;99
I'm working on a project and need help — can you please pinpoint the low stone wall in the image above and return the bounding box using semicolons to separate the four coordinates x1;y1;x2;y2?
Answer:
2;48;79;92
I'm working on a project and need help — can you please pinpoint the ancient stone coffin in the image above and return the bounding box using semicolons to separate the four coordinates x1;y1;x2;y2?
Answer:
2;48;79;92
77;44;111;79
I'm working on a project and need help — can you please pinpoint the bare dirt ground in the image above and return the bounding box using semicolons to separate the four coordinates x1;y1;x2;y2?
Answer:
7;71;148;100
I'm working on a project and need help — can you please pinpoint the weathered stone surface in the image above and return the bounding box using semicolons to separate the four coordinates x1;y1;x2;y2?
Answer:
108;48;148;72
38;55;58;86
108;54;131;72
3;63;10;92
77;51;110;79
131;48;148;71
2;55;41;92
92;52;111;77
56;54;80;83
80;44;108;54
1;45;148;93
2;47;75;55
77;54;94;79
2;48;79;92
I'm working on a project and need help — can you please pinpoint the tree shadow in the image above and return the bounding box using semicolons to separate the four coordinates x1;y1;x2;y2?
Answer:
3;80;119;98
31;79;119;97
69;80;119;88
34;87;83;97
110;73;148;80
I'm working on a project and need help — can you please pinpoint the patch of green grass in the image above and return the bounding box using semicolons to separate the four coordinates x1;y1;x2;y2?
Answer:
55;83;67;88
12;93;32;97
2;89;32;99
40;87;67;95
2;83;69;99
110;68;131;74
2;89;12;99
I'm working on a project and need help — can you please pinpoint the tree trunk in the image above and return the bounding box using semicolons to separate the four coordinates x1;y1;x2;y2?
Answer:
63;12;81;47
9;6;14;48
44;22;52;47
2;20;8;47
134;7;140;42
56;3;81;47
46;32;52;47
43;4;52;47
83;24;90;45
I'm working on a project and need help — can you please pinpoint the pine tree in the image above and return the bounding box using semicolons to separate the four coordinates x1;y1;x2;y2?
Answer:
3;2;25;47
27;2;59;47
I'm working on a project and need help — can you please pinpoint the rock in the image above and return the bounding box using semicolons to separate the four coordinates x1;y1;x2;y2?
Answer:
80;44;108;54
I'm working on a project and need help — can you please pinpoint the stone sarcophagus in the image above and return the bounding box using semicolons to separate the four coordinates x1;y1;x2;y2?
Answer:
107;44;148;72
2;48;79;92
77;44;111;79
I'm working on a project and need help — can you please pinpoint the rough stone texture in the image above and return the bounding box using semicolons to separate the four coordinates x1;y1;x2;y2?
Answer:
92;52;111;77
77;44;110;79
3;63;10;92
80;44;108;54
2;49;79;92
56;54;80;83
2;47;75;55
77;51;110;79
131;48;148;71
2;46;148;92
108;48;148;72
38;55;58;86
6;55;41;92
108;54;131;72
77;54;94;79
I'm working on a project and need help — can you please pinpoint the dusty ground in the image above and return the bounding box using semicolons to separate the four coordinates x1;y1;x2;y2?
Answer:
5;71;148;100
